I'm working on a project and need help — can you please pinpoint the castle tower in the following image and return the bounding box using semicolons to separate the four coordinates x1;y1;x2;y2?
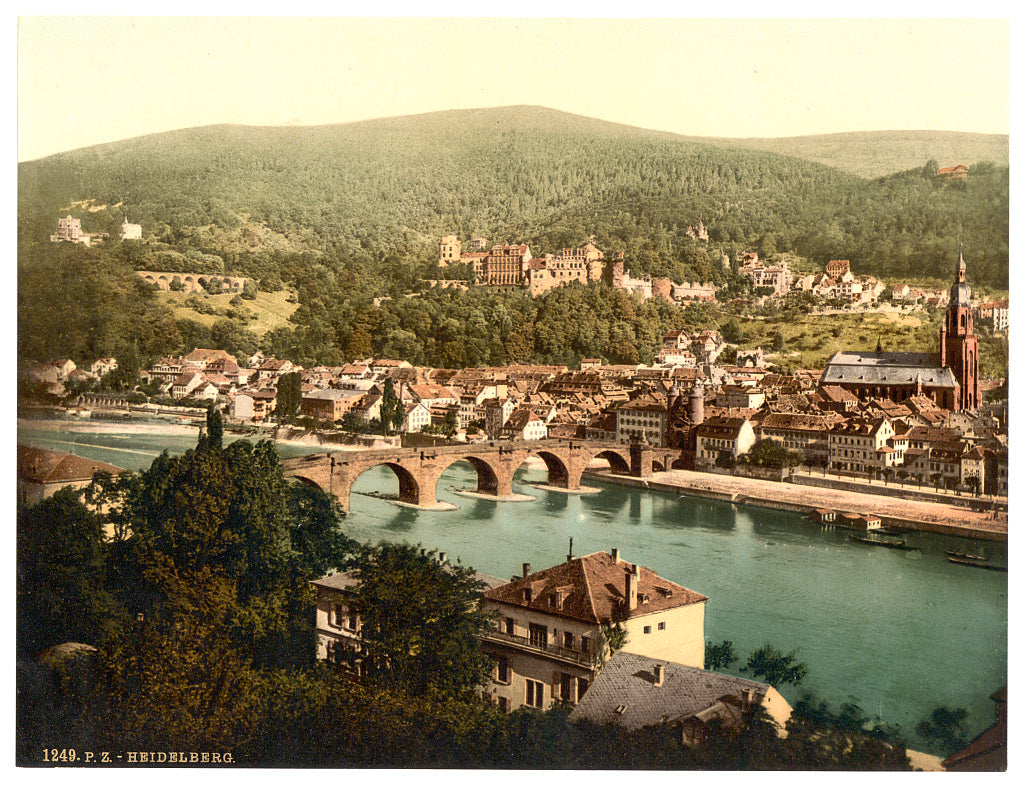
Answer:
689;382;705;427
439;235;461;268
940;246;981;410
667;382;681;412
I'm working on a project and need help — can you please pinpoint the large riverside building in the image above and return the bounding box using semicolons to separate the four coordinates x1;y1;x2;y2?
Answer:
479;550;708;713
821;249;981;411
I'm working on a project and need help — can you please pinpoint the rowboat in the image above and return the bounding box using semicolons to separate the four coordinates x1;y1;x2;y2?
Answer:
848;534;919;551
947;555;1007;572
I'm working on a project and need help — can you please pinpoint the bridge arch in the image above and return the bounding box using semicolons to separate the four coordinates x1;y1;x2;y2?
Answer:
586;448;632;475
433;455;503;497
287;473;326;491
352;461;421;505
530;450;571;488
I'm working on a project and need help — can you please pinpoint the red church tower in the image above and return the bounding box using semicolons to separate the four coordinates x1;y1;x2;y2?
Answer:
939;246;981;410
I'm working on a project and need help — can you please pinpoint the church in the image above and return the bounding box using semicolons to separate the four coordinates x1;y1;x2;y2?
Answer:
820;249;981;412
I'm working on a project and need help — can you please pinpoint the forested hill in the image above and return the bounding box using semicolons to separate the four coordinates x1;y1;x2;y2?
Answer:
696;130;1008;179
18;105;859;245
17;106;1008;368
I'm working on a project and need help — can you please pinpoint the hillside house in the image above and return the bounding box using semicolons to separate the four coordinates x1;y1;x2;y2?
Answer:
480;550;708;713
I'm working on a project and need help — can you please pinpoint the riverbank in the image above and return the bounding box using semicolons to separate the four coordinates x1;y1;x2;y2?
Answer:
586;468;1008;544
16;418;370;456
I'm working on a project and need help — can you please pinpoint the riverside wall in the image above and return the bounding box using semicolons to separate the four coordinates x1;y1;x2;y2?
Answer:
584;470;1008;544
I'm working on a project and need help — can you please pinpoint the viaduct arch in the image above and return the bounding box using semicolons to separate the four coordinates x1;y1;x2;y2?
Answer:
280;440;675;511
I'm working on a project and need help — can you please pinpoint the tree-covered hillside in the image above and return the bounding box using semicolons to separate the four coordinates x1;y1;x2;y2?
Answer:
697;130;1008;179
17;106;1009;368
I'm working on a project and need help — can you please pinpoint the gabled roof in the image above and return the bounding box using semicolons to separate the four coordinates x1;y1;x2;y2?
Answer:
567;651;772;730
484;551;706;624
822;351;958;388
18;445;123;485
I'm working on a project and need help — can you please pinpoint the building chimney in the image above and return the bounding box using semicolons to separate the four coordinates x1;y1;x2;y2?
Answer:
740;688;753;710
611;548;620;563
567;537;574;563
438;552;447;565
625;566;638;611
653;664;664;687
522;562;531;579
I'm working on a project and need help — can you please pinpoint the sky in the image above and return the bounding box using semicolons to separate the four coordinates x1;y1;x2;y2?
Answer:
16;14;1010;162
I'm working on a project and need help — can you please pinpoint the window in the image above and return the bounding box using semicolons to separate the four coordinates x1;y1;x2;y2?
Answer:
658;622;666;631
495;656;511;684
525;679;544;708
346;610;358;632
643;625;652;634
578;677;589;698
504;617;515;635
528;623;548;648
581;636;591;657
563;631;574;649
560;673;573;703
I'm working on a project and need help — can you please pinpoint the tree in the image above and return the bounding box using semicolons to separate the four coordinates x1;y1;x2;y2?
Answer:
350;543;494;700
275;371;302;423
964;474;981;497
17;488;129;655
720;318;745;344
705;640;738;671
379;378;403;435
99;436;353;668
742;643;808;687
896;469;909;488
443;408;458;438
200;403;224;451
915;706;969;756
746;438;801;469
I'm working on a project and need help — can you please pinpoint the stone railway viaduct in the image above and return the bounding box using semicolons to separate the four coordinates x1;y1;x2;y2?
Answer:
280;440;679;511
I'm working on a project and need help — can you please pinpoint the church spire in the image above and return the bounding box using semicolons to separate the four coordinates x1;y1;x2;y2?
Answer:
948;244;972;307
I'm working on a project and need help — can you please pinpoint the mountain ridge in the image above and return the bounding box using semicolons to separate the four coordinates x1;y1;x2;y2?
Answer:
26;105;1008;178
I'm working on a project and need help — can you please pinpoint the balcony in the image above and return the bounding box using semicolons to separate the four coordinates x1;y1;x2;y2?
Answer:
480;629;597;667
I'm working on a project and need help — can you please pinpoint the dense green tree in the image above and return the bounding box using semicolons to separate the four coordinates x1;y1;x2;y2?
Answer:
915;706;970;757
17;488;129;655
705;639;738;671
275;371;303;423
99;437;353;668
745;438;803;469
349;543;495;700
379;378;403;435
742;643;808;687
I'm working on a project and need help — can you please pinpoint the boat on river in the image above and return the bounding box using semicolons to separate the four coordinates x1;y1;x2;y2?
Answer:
947;555;1007;572
848;534;919;551
946;549;988;562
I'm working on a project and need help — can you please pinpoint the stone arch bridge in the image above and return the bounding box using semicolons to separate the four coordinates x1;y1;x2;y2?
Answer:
281;439;678;511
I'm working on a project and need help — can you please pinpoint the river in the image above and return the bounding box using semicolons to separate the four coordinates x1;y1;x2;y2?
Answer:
18;419;1008;749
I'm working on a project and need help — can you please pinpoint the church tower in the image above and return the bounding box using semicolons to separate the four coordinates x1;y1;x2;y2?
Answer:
939;246;981;410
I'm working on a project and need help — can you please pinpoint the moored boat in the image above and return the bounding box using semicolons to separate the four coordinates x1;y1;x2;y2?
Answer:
946;549;988;562
848;534;919;551
947;555;1006;571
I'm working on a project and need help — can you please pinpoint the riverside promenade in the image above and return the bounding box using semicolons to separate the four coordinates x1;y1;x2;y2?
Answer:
588;468;1008;543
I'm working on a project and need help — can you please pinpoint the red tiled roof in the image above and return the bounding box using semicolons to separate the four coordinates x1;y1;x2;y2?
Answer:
484;551;706;624
18;445;123;485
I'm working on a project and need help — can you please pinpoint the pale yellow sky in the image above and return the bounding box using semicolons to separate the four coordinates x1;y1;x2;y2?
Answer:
17;16;1010;162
